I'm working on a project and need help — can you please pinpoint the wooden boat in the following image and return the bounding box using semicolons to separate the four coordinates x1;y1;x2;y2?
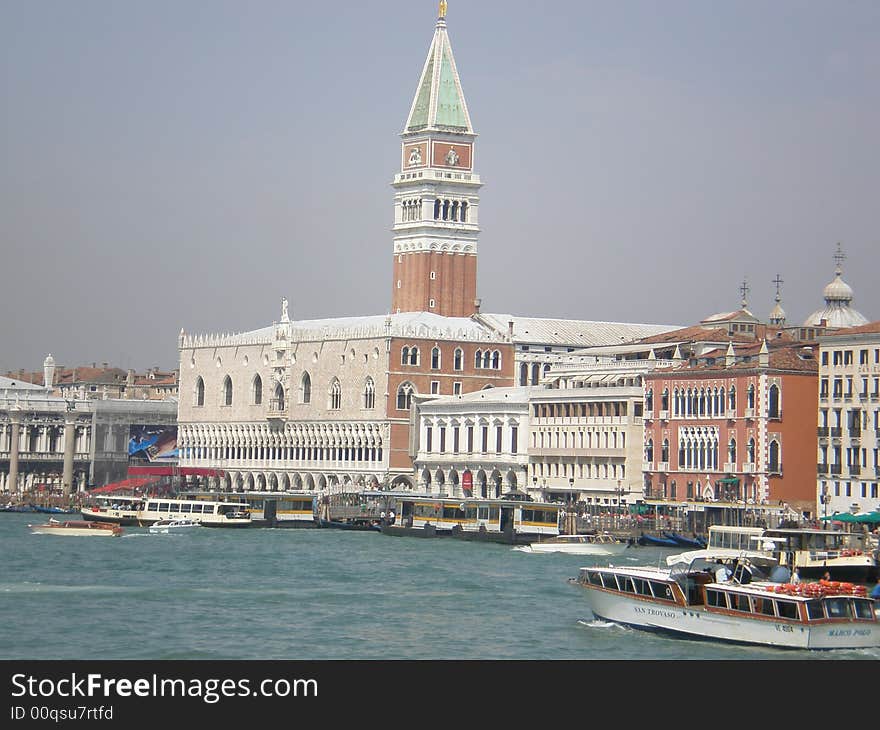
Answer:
570;554;879;650
637;533;679;547
28;518;123;537
524;532;630;556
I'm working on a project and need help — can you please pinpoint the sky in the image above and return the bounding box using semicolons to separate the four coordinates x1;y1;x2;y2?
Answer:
1;0;878;374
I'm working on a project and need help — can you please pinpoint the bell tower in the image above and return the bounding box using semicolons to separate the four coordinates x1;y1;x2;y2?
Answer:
391;2;482;318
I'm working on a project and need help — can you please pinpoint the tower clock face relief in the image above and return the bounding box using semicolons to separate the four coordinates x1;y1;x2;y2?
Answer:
403;142;427;169
432;141;472;169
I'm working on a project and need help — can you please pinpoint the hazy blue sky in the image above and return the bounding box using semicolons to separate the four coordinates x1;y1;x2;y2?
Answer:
2;0;878;373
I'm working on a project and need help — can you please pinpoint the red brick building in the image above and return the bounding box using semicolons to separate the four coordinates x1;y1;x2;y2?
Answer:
643;340;819;515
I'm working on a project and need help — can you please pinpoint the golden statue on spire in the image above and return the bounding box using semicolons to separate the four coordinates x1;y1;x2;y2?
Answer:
439;1;447;19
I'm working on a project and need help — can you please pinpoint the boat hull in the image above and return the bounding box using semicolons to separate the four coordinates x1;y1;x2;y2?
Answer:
581;587;880;650
29;522;122;537
528;543;630;556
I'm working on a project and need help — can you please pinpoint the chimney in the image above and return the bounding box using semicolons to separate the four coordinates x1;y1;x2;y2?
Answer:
758;339;769;367
507;320;514;337
725;342;735;367
102;362;108;369
474;298;481;314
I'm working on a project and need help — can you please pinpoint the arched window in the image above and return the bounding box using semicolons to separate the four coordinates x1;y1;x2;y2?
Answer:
729;438;737;464
454;348;463;371
431;347;441;369
645;438;654;463
223;376;233;406
645;388;654;412
460;201;468;222
273;383;285;411
433;199;441;219
363;377;375;409
519;362;528;386
195;377;205;407
396;382;415;411
475;349;482;369
728;385;736;411
531;363;540;385
482;351;491;369
769;440;780;473
661;388;669;411
768;384;780;418
747;438;755;463
401;347;410;366
409;347;419;366
747;383;755;409
491;350;500;369
661;439;669;462
252;374;262;405
329;378;342;410
301;372;311;404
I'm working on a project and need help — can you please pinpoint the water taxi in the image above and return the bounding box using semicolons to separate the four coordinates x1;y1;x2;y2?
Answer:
523;532;630;556
670;525;878;583
381;494;561;544
148;518;202;534
571;554;880;650
29;518;123;537
81;494;251;528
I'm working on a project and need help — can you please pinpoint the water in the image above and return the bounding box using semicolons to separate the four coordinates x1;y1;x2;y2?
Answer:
2;514;876;661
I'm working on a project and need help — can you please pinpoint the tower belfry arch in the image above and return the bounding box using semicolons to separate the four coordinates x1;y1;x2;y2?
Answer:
391;3;482;318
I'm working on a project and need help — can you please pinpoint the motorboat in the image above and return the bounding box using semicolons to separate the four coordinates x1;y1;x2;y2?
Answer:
149;518;202;534
525;533;630;556
570;554;879;650
28;518;123;537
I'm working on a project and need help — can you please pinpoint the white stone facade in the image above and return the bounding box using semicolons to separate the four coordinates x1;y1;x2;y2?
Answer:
412;387;532;499
817;326;880;515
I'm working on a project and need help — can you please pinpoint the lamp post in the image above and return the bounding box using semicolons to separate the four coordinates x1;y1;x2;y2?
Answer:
820;484;830;521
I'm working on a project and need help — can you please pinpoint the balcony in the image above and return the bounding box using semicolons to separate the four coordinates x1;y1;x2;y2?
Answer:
849;464;861;475
643;462;654;472
744;408;755;419
817;426;829;438
723;462;736;473
830;427;842;439
659;410;669;421
657;462;669;472
267;399;287;421
830;464;842;475
817;463;829;475
643;410;654;420
741;463;755;473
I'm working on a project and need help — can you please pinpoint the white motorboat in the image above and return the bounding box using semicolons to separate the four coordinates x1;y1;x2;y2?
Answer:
28;518;123;537
149;518;202;534
570;554;879;650
525;533;630;556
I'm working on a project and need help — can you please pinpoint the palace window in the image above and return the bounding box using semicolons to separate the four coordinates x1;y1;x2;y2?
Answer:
252;375;262;406
223;376;233;406
195;377;205;407
431;347;441;369
301;372;312;404
454;348;463;371
363;377;375;409
329;378;342;410
396;382;415;411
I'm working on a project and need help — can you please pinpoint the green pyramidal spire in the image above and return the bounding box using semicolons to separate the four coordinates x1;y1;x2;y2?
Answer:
404;8;474;134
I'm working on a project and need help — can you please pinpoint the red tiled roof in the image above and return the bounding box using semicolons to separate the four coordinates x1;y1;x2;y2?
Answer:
821;320;880;336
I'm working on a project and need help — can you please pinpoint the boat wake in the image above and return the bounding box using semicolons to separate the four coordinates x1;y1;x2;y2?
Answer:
511;546;534;553
577;618;626;631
